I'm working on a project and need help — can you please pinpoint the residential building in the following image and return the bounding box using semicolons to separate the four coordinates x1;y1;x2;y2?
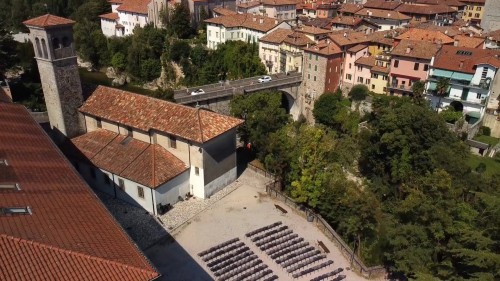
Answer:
259;28;315;73
481;0;500;32
301;3;338;19
338;3;363;16
0;102;159;281
370;56;391;94
395;28;455;45
204;13;290;49
353;55;375;88
363;0;402;11
426;45;500;119
300;17;332;29
301;41;344;120
213;6;238;17
343;43;370;89
389;39;440;95
100;0;151;37
461;0;486;24
485;29;500;49
237;0;298;21
396;4;457;23
453;34;485;48
237;1;261;15
355;8;411;31
329;16;379;33
367;29;395;55
294;25;332;42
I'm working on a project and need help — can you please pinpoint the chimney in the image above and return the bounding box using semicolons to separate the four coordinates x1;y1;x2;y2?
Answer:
444;30;448;35
344;32;347;37
406;45;412;54
275;19;278;24
253;17;256;22
454;39;459;46
259;18;263;24
459;60;464;69
469;33;473;37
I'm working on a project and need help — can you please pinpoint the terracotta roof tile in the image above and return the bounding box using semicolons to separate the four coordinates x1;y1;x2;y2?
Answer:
355;56;375;67
23;14;75;28
330;16;363;26
303;40;343;56
301;17;332;29
71;130;188;188
459;0;485;4
295;25;332;35
348;43;368;53
205;14;283;33
372;65;390;73
396;4;456;15
0;103;158;281
396;28;454;44
116;0;150;14
453;34;485;48
391;39;440;59
260;28;315;46
99;12;120;21
339;3;364;14
364;0;402;10
355;8;412;20
433;45;500;73
409;22;463;37
212;7;238;16
328;31;371;46
261;0;300;6
237;1;261;8
442;0;467;7
79;86;243;144
486;29;500;42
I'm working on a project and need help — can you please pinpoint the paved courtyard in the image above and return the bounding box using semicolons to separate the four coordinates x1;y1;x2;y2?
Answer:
144;169;375;281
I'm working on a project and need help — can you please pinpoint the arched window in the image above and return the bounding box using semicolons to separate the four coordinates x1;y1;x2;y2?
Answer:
35;38;42;58
41;38;48;59
62;37;70;47
52;37;60;49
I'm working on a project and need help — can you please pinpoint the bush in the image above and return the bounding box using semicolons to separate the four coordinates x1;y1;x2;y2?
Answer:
479;126;491;136
475;162;487;173
111;52;126;72
440;106;463;124
348;84;369;101
140;58;161;81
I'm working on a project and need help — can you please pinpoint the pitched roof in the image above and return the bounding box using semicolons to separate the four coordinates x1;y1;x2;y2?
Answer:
459;0;485;4
295;25;332;35
330;16;363;26
303;40;343;56
23;14;75;28
442;0;467;7
355;56;376;67
409;22;463;37
99;12;120;21
396;28;455;44
301;17;332;29
339;3;364;14
364;0;402;10
237;1;260;8
260;28;315;46
328;31;371;46
348;43;368;53
453;34;485;48
261;0;300;6
486;29;500;42
355;8;412;20
212;7;238;16
116;0;150;14
433;45;500;73
79;86;243;144
396;3;456;15
372;65;390;73
71;130;188;188
204;14;283;33
391;39;440;59
0;103;158;281
366;29;396;45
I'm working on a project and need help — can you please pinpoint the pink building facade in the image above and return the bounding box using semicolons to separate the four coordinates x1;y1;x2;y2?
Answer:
342;44;369;91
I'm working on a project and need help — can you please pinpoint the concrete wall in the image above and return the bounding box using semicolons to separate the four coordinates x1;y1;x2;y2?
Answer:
118;12;149;36
101;19;117;37
154;170;190;208
481;0;500;32
471;64;496;85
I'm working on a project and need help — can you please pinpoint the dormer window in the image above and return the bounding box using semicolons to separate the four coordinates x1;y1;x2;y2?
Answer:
0;206;32;216
0;159;7;165
0;183;20;191
96;117;102;128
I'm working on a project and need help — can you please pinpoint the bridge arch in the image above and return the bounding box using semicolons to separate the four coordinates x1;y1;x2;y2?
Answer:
278;89;300;120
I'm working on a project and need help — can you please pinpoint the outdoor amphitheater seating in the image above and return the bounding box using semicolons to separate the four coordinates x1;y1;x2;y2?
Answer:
198;238;239;257
310;268;344;281
287;255;329;273
281;252;325;268
331;274;346;281
269;242;309;259
251;225;288;242
245;222;282;238
292;260;334;278
255;230;294;247
276;246;316;264
267;239;306;255
202;241;245;262
207;247;250;268
263;275;278;281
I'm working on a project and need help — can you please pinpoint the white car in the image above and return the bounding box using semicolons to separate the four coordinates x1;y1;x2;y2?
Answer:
258;76;272;83
191;89;205;95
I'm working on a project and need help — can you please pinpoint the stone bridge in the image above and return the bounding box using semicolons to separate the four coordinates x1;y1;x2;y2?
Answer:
174;73;302;117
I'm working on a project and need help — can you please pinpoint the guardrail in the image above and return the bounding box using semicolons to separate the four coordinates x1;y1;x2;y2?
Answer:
175;75;302;104
265;182;386;279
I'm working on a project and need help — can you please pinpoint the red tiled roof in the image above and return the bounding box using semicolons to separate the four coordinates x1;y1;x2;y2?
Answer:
213;7;238;16
396;4;456;15
71;130;188;188
330;16;363;26
205;14;282;33
0;103;158;281
237;1;261;8
328;31;371;46
23;14;75;28
99;12;120;21
391;39;440;59
372;65;390;73
355;56;375;67
303;40;343;56
295;25;332;35
453;34;485;48
396;28;455;44
261;0;300;6
486;29;500;42
364;0;402;10
260;28;315;46
459;0;485;4
79;86;243;144
348;43;368;53
433;45;500;73
339;3;363;14
116;0;150;14
356;8;412;20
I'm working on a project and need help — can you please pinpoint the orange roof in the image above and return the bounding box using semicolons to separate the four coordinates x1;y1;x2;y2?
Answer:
204;14;282;33
260;28;314;46
391;39;440;59
99;12;120;21
433;45;500;74
364;0;402;10
116;0;150;14
330;16;363;26
237;1;261;8
71;130;188;188
355;8;411;21
348;43;368;53
0;103;158;281
213;7;238;16
79;86;243;144
396;4;456;15
295;25;332;35
355;56;375;67
261;0;300;6
486;29;500;42
459;0;485;4
339;3;363;14
23;14;75;28
328;31;371;46
303;40;343;56
372;65;390;73
396;28;454;44
453;34;485;48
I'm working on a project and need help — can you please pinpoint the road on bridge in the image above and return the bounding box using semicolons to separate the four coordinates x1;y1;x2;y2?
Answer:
174;72;302;105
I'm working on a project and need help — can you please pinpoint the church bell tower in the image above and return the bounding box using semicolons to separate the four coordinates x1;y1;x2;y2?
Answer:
23;14;84;139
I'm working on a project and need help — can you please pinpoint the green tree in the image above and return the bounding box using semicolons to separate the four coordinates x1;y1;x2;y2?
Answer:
411;80;426;105
349;84;369;101
152;87;174;101
169;3;193;39
0;24;18;76
198;7;209;31
111;52;126;72
312;91;358;135
435;78;450;111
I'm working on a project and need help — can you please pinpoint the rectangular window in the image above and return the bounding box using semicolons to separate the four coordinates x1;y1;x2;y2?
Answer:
0;183;20;191
357;66;362;71
169;136;177;148
414;63;419;71
209;30;211;36
315;55;318;61
475;13;479;18
346;74;352;80
476;93;482;99
104;174;111;185
308;63;311;69
372;84;375;90
137;186;144;199
394;60;399;68
357;77;363;83
477;7;481;11
424;64;429;71
195;167;199;175
96;118;102;128
349;63;352;69
383;75;388;81
309;54;312;60
0;206;32;216
216;32;218;38
308;74;311;79
366;79;370;85
481;67;488;79
371;73;378;79
118;178;125;190
313;76;316;81
314;65;317;71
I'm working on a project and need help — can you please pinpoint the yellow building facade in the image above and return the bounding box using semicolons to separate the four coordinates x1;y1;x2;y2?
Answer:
462;0;485;23
369;54;391;95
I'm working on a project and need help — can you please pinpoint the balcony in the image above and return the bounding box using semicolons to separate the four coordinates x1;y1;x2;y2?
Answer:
388;83;412;93
53;47;76;60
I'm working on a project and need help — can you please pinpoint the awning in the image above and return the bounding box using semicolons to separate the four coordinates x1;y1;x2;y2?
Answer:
451;72;473;81
432;69;453;78
427;81;437;91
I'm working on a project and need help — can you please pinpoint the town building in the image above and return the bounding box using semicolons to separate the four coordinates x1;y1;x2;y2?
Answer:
100;0;152;37
24;14;244;214
395;28;455;45
485;29;500;49
236;0;298;21
294;25;332;42
396;4;457;23
363;0;402;11
389;39;440;95
338;3;364;16
355;8;411;31
205;13;290;49
426;45;500;120
300;2;338;19
461;0;486;24
0;101;159;281
329;16;379;33
343;43;370;88
453;34;485;48
259;28;315;73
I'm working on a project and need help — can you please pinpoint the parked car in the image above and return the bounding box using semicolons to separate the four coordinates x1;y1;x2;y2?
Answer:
258;76;272;83
191;89;205;95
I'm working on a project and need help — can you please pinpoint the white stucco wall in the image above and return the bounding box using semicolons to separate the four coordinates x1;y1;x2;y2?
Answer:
118;12;149;36
154;170;190;210
204;167;237;198
101;19;117;37
471;64;497;85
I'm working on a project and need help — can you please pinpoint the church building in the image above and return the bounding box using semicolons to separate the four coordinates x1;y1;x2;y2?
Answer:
23;14;244;215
